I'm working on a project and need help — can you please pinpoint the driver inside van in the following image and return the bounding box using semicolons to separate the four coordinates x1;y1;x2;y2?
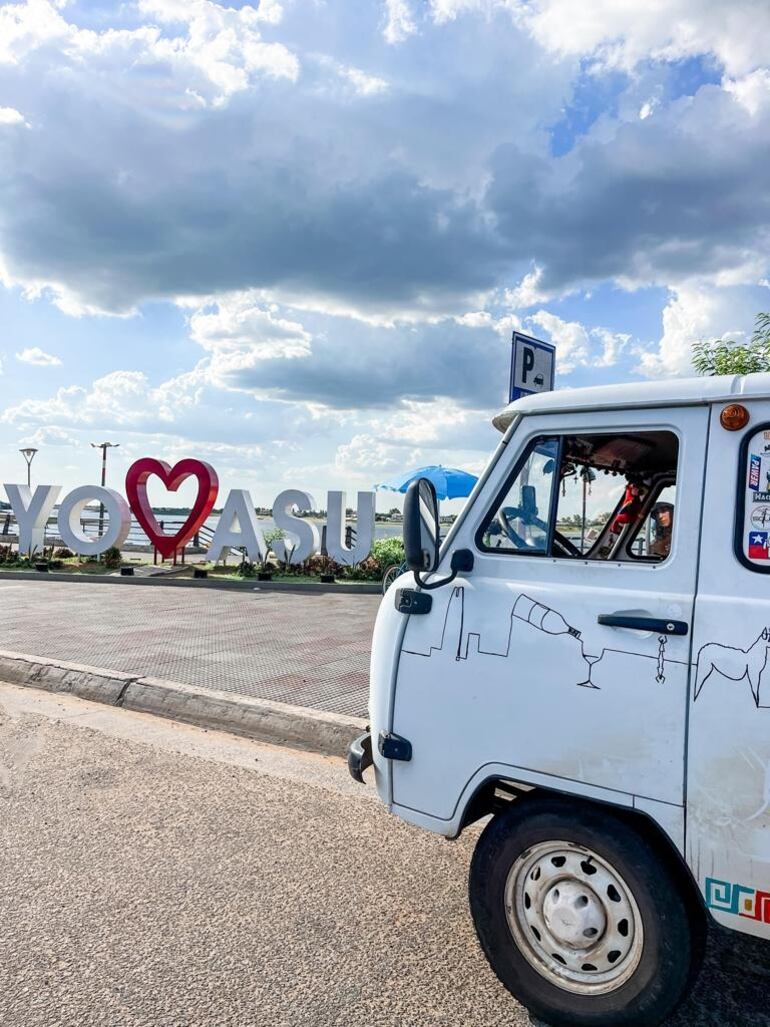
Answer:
650;501;674;558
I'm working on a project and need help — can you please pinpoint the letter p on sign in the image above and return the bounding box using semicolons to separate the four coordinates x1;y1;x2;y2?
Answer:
509;331;555;402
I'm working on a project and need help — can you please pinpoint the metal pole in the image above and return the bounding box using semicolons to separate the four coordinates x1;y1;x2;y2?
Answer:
91;442;119;541
19;448;38;490
99;446;107;538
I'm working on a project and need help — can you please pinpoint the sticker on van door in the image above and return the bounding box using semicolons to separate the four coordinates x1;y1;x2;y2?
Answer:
751;507;770;530
705;878;770;925
739;429;770;565
749;454;762;491
748;532;770;559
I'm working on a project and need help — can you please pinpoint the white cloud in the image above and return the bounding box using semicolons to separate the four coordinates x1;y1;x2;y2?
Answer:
188;293;311;359
338;64;388;97
313;55;389;97
528;310;589;373
0;106;25;126
527;310;628;374
383;0;416;44
636;283;762;379
4;369;192;429
15;346;62;366
0;0;298;110
504;267;552;309
592;327;631;367
453;310;493;328
428;0;518;24
336;433;417;477
724;68;770;116
185;292;313;394
0;0;71;66
521;0;770;76
26;425;78;447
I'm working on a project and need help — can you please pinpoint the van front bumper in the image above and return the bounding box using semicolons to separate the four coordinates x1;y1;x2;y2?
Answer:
347;730;373;783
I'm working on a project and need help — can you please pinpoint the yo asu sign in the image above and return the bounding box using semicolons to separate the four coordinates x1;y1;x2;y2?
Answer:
3;457;376;567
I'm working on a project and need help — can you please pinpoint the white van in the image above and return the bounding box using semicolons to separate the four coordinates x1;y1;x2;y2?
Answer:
348;375;770;1027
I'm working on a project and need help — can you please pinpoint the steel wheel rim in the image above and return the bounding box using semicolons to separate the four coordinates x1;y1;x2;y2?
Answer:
504;839;644;995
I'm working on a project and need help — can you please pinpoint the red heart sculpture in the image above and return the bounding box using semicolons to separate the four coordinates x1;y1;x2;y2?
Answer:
126;458;219;559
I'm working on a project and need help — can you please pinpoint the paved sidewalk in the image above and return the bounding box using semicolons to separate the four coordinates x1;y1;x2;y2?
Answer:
0;580;379;717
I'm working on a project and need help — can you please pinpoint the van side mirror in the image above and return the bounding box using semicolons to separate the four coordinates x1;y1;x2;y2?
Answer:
403;477;440;574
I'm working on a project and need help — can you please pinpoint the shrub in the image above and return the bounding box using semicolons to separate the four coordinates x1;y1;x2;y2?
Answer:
336;538;405;581
103;545;122;569
371;536;405;569
342;557;381;580
54;547;74;559
303;553;344;577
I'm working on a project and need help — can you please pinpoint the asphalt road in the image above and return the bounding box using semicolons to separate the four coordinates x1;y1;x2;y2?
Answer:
0;685;767;1027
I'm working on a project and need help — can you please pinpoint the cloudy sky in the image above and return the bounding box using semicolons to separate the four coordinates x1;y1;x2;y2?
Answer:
1;0;769;508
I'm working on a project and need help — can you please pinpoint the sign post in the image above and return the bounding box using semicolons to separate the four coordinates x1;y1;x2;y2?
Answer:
509;331;555;402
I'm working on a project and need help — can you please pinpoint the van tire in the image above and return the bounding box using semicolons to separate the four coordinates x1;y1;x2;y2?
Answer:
468;797;705;1027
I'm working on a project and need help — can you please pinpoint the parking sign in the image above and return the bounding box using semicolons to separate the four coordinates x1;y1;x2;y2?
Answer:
509;331;555;402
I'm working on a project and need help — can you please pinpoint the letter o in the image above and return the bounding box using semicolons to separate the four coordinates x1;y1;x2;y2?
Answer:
57;486;132;557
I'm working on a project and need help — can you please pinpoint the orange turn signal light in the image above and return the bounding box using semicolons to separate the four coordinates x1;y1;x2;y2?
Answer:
720;403;750;431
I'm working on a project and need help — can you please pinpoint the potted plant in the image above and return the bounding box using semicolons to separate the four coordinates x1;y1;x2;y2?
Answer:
236;548;257;579
320;552;335;583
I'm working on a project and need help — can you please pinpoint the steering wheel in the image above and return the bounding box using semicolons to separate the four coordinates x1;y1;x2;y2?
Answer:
496;505;547;549
553;529;583;558
497;505;584;558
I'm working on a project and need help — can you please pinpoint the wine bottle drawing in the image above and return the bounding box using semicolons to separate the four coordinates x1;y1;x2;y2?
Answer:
513;595;600;688
513;595;582;638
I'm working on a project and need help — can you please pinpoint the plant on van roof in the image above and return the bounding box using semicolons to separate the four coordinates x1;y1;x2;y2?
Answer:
692;312;770;376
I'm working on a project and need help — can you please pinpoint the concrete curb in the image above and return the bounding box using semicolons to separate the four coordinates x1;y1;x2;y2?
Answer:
0;650;366;758
0;570;381;595
0;650;136;706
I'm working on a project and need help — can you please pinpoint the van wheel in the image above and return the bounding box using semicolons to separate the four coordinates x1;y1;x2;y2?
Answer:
469;798;704;1027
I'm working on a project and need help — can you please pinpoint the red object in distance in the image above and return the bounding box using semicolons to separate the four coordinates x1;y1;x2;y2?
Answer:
125;458;219;559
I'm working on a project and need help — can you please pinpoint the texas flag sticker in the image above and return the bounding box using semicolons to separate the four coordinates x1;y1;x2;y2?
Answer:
749;531;770;560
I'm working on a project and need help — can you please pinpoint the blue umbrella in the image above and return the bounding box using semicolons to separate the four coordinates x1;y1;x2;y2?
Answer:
375;464;478;501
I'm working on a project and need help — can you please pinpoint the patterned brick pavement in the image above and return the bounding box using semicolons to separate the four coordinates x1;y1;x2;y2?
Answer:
0;580;379;717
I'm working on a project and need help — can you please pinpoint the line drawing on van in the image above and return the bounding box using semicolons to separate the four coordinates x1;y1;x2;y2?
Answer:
403;587;677;688
693;629;770;706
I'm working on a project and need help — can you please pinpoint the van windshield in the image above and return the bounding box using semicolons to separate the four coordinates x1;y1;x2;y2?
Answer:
479;430;679;562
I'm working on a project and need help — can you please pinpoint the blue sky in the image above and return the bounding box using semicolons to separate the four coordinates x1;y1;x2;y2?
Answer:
1;0;769;509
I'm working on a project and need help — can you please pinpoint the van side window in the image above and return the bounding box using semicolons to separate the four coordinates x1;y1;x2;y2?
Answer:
478;437;559;554
478;430;679;562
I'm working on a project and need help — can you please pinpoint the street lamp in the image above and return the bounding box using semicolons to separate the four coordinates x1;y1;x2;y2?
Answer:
19;447;38;488
91;442;119;539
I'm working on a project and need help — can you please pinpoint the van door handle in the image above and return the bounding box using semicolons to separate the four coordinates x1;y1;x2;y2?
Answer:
597;614;688;636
